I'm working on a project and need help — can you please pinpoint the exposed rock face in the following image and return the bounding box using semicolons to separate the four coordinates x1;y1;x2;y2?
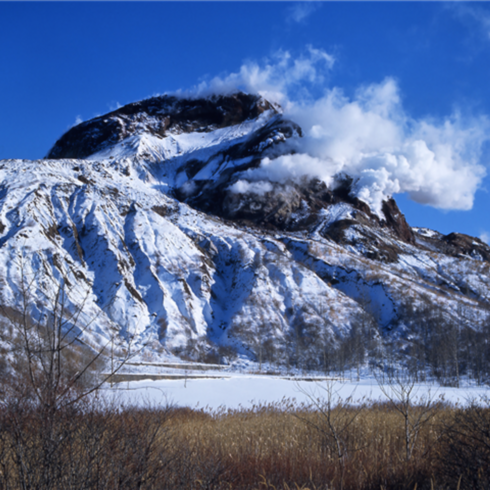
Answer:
381;198;415;244
441;232;490;261
173;115;304;216
222;179;330;231
0;91;489;370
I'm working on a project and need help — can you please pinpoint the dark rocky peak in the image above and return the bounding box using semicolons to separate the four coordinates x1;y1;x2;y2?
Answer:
412;228;490;263
381;198;415;244
43;89;487;268
441;232;490;261
327;177;414;243
46;92;278;160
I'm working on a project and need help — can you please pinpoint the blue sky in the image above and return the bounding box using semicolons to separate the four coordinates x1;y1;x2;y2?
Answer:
1;2;490;241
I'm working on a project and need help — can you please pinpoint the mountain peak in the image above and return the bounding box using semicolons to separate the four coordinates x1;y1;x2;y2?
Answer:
1;90;489;373
46;92;278;160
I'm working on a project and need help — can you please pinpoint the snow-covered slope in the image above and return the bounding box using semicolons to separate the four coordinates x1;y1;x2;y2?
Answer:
1;92;489;371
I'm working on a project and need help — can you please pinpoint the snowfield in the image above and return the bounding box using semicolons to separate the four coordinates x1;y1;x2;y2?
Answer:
106;373;490;411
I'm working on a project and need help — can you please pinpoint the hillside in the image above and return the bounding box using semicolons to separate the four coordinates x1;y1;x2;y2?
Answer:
0;92;489;378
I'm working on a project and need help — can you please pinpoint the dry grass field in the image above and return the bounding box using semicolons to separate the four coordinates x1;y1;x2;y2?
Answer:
0;395;489;490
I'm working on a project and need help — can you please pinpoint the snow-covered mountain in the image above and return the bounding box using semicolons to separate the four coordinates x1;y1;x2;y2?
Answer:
1;92;489;371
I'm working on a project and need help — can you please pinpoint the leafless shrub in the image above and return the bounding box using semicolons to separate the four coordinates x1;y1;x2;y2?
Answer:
437;396;490;490
294;380;367;490
0;253;155;490
375;368;443;462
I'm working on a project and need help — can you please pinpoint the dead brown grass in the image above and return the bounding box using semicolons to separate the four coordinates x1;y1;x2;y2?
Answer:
0;398;488;489
165;402;437;490
156;401;488;490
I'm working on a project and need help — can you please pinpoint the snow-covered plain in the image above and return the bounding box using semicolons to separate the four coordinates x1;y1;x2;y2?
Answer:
106;374;490;411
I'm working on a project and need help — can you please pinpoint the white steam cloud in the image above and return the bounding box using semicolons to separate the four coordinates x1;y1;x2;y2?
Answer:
180;46;334;105
285;78;488;214
186;48;490;216
228;180;273;195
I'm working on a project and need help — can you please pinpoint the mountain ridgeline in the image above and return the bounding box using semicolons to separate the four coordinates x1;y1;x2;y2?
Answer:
1;92;489;381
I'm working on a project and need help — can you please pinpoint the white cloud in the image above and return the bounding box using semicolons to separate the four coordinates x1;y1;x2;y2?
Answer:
287;2;320;24
239;154;337;188
243;73;488;215
178;46;334;104
181;48;490;217
228;180;273;195
450;4;490;41
481;231;490;244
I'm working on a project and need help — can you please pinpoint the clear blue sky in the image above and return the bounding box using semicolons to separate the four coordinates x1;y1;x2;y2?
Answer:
1;2;490;241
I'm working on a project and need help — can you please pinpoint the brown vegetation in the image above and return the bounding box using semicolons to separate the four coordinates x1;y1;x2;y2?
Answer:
0;392;489;489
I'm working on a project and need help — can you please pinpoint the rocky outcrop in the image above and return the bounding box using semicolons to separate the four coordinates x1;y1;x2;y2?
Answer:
382;198;415;244
441;232;490;261
46;93;277;160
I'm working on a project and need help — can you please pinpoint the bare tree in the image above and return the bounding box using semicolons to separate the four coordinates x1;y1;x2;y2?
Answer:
374;368;442;461
294;379;367;490
2;253;133;409
0;252;154;490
